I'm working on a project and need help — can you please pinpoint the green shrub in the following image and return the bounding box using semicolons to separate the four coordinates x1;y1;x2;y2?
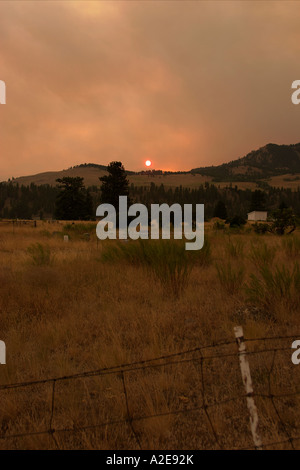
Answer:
213;220;225;230
101;238;209;297
252;222;270;234
282;235;300;257
39;230;52;238
249;242;276;269
245;262;300;310
225;237;243;258
215;261;244;295
229;216;246;228
191;237;211;267
27;243;54;266
270;208;296;235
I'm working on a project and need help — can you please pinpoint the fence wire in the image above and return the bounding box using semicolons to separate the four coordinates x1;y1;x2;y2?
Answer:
0;333;299;450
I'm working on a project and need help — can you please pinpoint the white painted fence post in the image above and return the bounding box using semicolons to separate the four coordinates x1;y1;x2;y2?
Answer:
0;340;6;364
234;326;262;450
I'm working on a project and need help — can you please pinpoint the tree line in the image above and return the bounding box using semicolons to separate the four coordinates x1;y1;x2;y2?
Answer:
1;162;300;221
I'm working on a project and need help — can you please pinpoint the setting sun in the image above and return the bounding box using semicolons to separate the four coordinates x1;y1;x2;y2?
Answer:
145;160;152;167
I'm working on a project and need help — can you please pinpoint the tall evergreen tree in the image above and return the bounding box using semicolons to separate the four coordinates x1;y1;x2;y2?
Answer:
250;190;266;211
99;161;130;208
55;177;90;220
85;189;94;220
213;200;227;219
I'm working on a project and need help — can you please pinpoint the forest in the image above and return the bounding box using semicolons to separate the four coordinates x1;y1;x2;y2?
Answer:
1;180;300;221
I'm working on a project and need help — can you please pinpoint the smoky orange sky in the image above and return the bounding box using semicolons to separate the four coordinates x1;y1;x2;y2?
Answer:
0;1;299;181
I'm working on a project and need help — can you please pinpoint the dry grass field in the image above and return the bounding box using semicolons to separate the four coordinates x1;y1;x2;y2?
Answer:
128;173;212;189
267;174;300;190
8;168;213;189
9;166;108;187
0;220;299;450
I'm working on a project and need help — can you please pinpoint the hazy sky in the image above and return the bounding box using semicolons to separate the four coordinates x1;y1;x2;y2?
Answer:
0;1;299;180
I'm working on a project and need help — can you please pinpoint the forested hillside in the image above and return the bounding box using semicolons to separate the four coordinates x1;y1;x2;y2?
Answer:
192;143;300;181
1;181;300;221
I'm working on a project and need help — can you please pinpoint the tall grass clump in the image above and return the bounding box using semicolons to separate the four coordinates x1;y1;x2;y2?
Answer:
39;229;52;238
27;243;54;266
141;240;192;297
101;239;205;297
282;235;300;257
225;237;243;258
191;237;211;267
245;262;300;311
248;241;276;269
215;261;244;295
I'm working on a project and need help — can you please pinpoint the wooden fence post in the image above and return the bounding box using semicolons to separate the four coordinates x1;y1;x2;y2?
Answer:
234;326;262;449
0;340;6;364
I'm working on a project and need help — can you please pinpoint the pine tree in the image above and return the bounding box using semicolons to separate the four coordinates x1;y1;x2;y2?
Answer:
99;161;130;208
84;189;94;220
250;190;266;211
213;200;227;220
55;177;90;220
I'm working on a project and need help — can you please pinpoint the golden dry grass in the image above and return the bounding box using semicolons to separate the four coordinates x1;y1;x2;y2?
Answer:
0;220;299;449
10;166;300;191
11;169;212;189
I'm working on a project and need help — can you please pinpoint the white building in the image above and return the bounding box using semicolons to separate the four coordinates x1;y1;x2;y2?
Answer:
247;211;268;221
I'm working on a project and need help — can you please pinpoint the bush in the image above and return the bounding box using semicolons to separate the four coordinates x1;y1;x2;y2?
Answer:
213;220;226;230
225;237;243;258
101;238;210;297
215;261;244;295
249;242;276;269
191;237;211;267
252;223;270;234
39;229;52;238
282;235;300;257
270;208;296;235
27;243;54;266
245;262;300;311
229;216;247;228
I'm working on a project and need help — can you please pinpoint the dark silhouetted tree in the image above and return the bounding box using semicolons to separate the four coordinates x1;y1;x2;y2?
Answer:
55;177;92;220
250;190;266;211
271;207;296;235
85;189;94;220
213;200;227;219
99;161;130;208
229;215;247;228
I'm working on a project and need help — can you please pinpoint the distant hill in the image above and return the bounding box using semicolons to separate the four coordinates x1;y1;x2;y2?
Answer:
4;142;300;188
74;163;135;175
5;163;135;187
192;143;300;181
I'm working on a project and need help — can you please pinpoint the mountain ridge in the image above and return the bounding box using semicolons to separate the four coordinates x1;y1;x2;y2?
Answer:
3;142;300;187
192;142;300;181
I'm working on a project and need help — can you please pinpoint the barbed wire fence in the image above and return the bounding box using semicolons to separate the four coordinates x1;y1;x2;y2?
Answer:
0;327;299;450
